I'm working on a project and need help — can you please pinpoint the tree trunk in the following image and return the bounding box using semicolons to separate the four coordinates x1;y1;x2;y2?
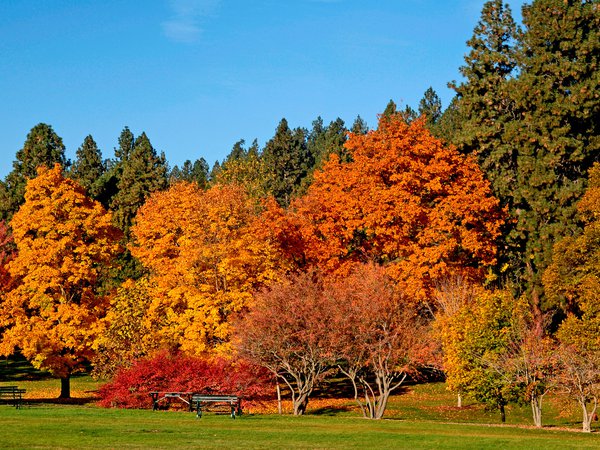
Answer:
499;403;506;423
340;367;367;418
527;265;543;330
580;397;597;433
293;394;309;416
276;381;282;415
531;394;543;428
59;375;71;399
374;389;391;419
457;393;462;408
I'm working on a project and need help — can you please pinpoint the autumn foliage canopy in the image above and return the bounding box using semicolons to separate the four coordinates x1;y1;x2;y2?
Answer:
130;181;282;356
283;116;504;301
0;164;121;380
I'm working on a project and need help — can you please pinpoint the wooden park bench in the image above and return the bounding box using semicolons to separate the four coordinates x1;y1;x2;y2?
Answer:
149;391;242;418
191;394;242;419
0;385;26;409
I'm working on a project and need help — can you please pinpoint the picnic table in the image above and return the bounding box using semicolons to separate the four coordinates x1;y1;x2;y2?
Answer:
0;385;26;409
149;391;242;418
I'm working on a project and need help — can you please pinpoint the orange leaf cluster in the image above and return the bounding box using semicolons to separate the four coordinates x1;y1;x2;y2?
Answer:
130;182;282;356
0;164;121;377
282;116;504;301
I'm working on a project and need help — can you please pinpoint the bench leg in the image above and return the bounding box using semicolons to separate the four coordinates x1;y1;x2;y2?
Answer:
150;393;159;411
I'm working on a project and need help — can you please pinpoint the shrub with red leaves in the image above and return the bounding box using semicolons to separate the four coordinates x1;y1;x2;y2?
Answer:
98;351;273;409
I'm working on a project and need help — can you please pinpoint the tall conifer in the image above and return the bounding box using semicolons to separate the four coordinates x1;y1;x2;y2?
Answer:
70;135;104;198
450;0;518;203
110;132;168;233
419;87;443;131
262;118;311;207
0;123;68;220
508;0;600;312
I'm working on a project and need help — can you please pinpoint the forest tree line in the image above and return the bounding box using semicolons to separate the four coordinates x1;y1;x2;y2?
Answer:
0;0;598;430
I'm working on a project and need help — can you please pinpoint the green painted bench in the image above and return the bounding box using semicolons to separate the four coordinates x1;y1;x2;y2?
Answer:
0;385;26;409
191;395;242;419
149;391;242;418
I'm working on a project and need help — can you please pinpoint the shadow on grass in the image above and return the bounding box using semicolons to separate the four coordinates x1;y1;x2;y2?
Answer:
23;397;98;406
312;376;411;400
310;405;354;416
0;354;53;382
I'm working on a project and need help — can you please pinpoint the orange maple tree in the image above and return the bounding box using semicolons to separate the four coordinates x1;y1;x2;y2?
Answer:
0;164;121;397
130;181;282;356
289;115;504;301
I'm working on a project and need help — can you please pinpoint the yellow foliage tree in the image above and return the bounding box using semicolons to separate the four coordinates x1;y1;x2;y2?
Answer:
438;289;518;422
0;164;121;397
92;277;159;378
130;181;282;356
544;163;600;314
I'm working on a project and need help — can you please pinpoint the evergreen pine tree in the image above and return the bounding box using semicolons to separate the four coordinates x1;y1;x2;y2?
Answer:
418;87;443;130
170;158;209;188
307;117;348;169
508;0;600;313
110;132;168;233
190;158;210;188
209;161;222;182
0;123;68;220
169;165;182;183
215;139;268;198
262;118;311;207
225;139;248;162
436;97;463;144
382;99;397;118
350;115;369;135
70;135;104;198
114;126;134;161
307;116;325;164
294;117;349;197
95;127;135;210
449;0;519;204
400;105;418;123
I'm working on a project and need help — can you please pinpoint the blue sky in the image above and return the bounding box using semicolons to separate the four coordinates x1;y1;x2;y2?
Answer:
0;0;525;178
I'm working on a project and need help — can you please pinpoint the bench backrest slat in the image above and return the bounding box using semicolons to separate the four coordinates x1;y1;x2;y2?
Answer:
192;396;238;400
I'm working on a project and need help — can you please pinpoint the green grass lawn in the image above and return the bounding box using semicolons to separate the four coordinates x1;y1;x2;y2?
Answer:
0;406;599;449
1;357;599;449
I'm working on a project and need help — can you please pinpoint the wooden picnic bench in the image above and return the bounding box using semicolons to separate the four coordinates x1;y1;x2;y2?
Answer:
149;391;242;418
0;385;26;409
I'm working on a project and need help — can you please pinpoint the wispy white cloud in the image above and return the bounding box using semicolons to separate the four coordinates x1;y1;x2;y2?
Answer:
162;0;220;44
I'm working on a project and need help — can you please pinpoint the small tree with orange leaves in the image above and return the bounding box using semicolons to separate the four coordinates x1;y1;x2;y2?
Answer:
235;271;336;416
327;264;431;419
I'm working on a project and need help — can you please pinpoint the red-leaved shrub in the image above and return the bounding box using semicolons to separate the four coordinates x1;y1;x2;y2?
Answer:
98;351;273;409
